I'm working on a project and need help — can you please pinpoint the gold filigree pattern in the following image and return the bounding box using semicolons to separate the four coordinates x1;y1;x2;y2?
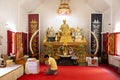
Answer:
108;33;114;55
29;19;38;54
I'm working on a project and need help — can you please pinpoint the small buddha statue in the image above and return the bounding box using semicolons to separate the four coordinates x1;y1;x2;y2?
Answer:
47;26;55;37
47;26;55;42
43;35;47;42
74;27;83;42
55;33;61;42
82;35;87;43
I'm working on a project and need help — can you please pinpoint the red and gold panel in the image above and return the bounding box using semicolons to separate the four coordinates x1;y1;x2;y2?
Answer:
28;14;39;55
13;32;17;54
114;32;120;56
22;32;28;55
16;32;23;54
108;33;115;55
102;33;109;54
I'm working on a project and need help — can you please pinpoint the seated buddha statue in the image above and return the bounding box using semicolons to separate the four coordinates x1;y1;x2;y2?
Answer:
59;20;73;44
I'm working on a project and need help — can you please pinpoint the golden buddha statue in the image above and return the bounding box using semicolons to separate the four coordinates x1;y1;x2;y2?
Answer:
59;20;73;44
59;20;71;36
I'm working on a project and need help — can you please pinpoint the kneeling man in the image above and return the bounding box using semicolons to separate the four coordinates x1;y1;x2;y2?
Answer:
44;54;58;75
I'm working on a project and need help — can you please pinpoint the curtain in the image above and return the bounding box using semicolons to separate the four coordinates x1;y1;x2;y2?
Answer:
7;30;12;56
114;33;120;56
22;32;28;55
101;33;109;64
102;33;109;54
13;32;17;54
108;33;120;56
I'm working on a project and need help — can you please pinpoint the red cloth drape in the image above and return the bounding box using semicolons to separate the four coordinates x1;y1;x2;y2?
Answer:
108;32;120;56
102;33;109;54
7;30;13;56
7;31;28;56
13;32;16;54
114;32;120;56
22;32;28;55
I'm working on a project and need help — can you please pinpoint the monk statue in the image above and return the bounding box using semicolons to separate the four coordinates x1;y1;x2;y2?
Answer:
59;20;73;45
60;20;69;30
59;20;71;36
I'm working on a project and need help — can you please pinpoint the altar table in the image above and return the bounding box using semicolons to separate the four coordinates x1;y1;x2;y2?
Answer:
0;65;24;80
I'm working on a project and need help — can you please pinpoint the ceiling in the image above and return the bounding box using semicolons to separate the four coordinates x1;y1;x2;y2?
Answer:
87;0;110;12
19;0;45;12
19;0;111;13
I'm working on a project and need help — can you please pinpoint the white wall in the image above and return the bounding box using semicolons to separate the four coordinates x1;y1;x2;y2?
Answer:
0;0;27;55
111;0;120;32
0;0;18;55
18;5;28;32
103;9;112;32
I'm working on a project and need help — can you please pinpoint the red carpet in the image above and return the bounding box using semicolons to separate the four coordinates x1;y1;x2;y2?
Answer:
18;65;120;80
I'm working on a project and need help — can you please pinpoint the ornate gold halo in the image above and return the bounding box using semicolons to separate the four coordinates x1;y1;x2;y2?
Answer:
29;29;40;54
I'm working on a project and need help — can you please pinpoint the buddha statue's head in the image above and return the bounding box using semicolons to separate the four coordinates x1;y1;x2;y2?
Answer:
63;20;66;24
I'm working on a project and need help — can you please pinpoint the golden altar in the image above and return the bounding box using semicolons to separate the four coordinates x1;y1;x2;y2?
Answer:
42;41;87;63
40;20;88;64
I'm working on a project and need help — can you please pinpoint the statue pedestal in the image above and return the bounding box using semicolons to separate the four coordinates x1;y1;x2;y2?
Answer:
60;36;73;44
